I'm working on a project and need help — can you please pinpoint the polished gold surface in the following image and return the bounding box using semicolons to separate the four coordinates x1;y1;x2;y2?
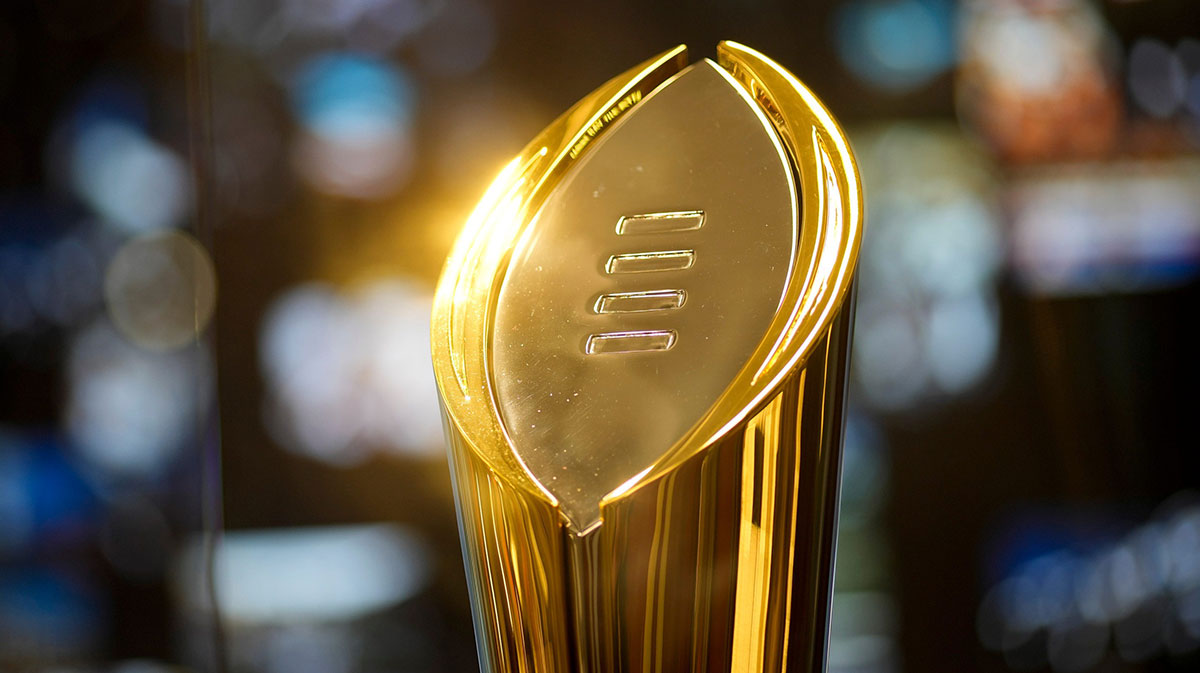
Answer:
431;42;862;673
493;59;797;530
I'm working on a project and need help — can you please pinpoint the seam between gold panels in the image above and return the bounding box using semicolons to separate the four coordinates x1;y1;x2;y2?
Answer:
691;450;719;673
735;414;761;673
483;476;511;667
657;475;677;673
779;369;809;670
502;491;526;669
762;399;782;668
469;469;497;662
530;501;561;671
641;473;667;673
732;425;757;673
731;392;785;673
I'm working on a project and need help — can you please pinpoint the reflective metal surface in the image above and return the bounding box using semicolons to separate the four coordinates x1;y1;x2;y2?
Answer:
493;60;797;530
431;42;863;673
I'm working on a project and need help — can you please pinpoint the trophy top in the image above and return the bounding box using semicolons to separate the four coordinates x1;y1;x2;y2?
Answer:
491;59;797;529
431;42;862;535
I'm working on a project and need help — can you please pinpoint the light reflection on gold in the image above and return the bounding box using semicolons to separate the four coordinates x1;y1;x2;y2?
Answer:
432;42;862;672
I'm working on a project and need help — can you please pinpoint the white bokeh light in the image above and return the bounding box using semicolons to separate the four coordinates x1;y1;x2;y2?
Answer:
851;124;1004;411
260;278;442;465
69;121;190;233
66;320;211;479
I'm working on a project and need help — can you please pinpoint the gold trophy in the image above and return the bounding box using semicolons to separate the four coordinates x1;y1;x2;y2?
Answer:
431;42;863;673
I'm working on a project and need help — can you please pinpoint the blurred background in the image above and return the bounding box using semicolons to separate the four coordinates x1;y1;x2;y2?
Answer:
1;0;1199;672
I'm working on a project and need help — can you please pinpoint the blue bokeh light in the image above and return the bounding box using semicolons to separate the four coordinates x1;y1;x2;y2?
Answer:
292;52;414;143
835;0;957;92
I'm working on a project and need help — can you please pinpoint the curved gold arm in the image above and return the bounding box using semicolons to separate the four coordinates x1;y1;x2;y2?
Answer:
433;45;690;504
606;40;863;503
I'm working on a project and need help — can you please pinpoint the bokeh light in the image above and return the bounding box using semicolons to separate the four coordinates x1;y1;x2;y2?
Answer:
1128;39;1188;119
1182;38;1200;121
0;432;97;555
260;279;441;465
65;320;212;480
979;499;1200;670
850;123;1003;411
176;524;432;624
26;232;105;326
957;0;1122;163
200;0;439;56
1010;160;1200;296
835;0;956;92
0;565;103;664
290;52;416;198
0;222;112;336
103;230;218;351
69;120;191;234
